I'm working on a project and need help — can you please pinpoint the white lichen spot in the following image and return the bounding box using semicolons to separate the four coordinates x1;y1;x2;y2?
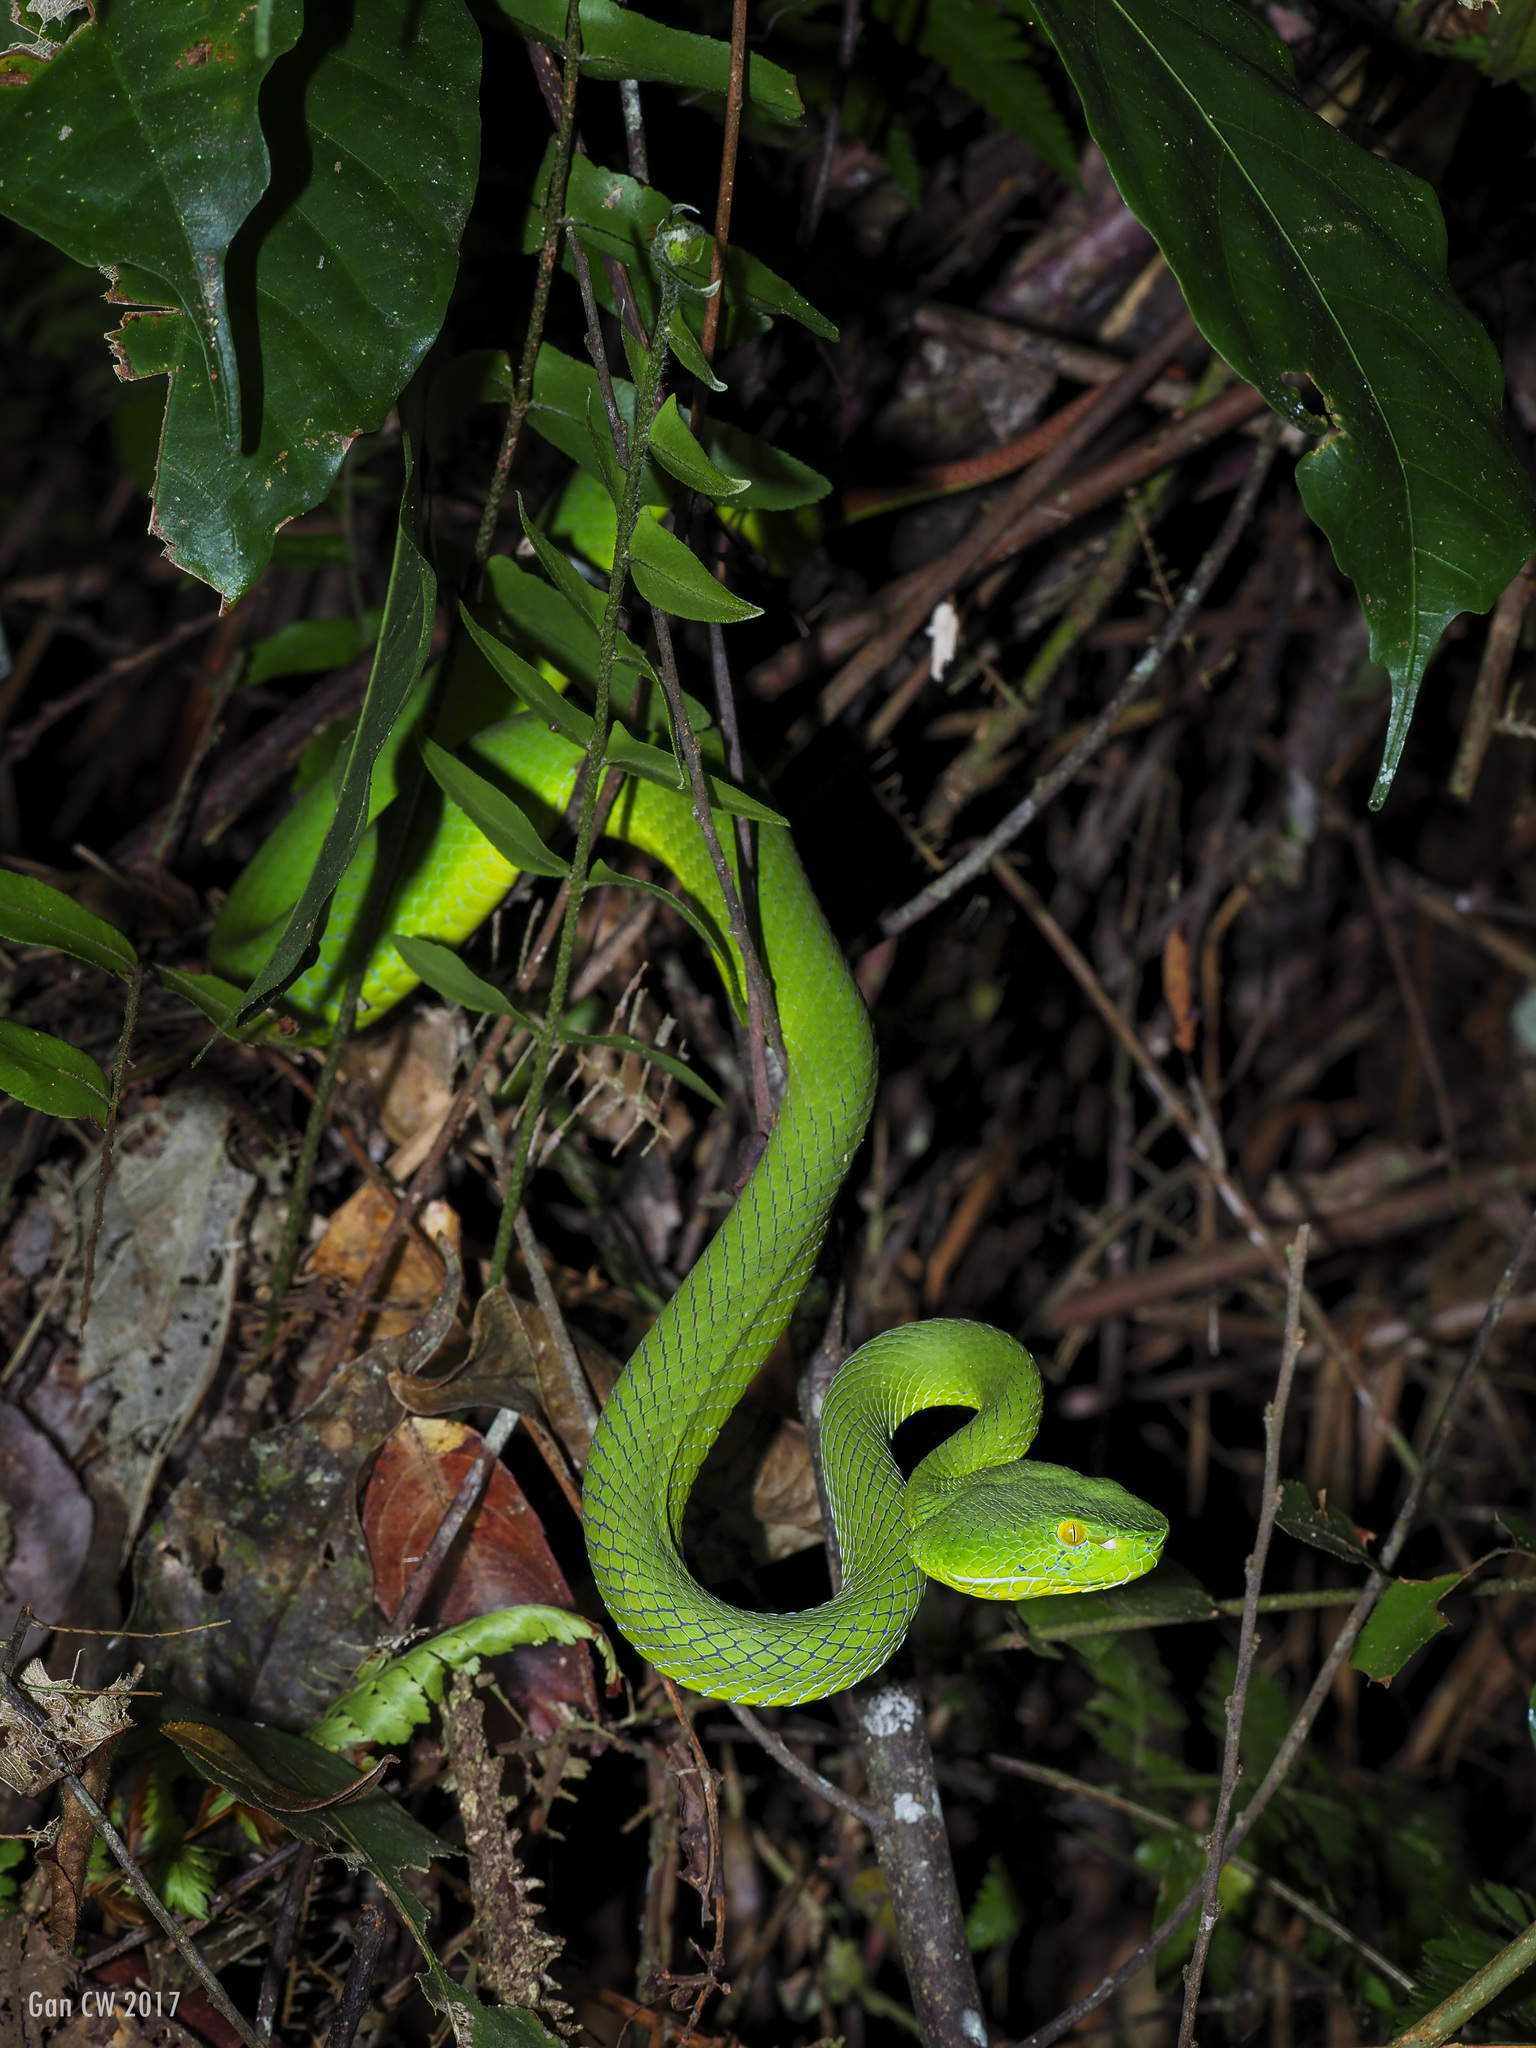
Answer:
962;2009;987;2045
891;1793;926;1824
926;597;959;681
57;125;72;141
862;1686;917;1738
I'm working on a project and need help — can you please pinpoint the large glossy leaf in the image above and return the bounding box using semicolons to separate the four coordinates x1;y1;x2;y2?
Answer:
0;1022;111;1122
493;0;802;124
0;0;305;453
0;869;137;978
106;0;479;601
233;442;435;1028
1032;0;1536;802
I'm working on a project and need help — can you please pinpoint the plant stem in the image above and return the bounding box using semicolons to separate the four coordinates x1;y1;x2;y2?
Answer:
1176;1227;1309;2048
474;0;582;568
1391;1910;1536;2046
698;0;747;370
485;267;679;1286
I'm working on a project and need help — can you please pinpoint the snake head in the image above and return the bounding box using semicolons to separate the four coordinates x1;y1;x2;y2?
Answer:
906;1460;1168;1601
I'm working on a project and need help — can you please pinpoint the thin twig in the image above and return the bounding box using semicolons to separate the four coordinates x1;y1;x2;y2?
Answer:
566;227;628;462
800;0;861;248
1016;1205;1536;2048
881;426;1278;939
1448;551;1536;801
728;1702;881;1831
0;1664;264;2048
1354;820;1459;1172
652;610;785;1132
324;1900;391;2048
698;0;748;370
256;1841;315;2042
1;613;219;767
1176;1227;1310;2048
986;1755;1414;1994
474;0;583;567
85;1840;305;1971
514;1207;599;1449
79;963;142;1333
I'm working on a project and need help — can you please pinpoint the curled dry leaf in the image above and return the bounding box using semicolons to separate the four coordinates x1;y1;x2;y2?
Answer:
363;1417;599;1736
750;1420;824;1562
36;1732;120;1953
0;1663;141;1801
310;1182;463;1348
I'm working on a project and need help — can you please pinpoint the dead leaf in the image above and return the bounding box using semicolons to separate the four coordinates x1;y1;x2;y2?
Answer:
130;1251;462;1728
161;1721;390;1812
363;1418;599;1736
50;1996;203;2048
0;1405;93;1652
665;1736;721;1915
0;1663;140;1801
0;1905;77;2048
76;1080;257;1561
391;1284;610;1468
341;1005;457;1150
311;1183;462;1345
750;1421;824;1562
36;1734;119;1951
1162;924;1196;1055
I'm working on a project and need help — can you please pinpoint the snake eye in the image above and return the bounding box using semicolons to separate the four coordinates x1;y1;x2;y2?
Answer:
1057;1518;1088;1548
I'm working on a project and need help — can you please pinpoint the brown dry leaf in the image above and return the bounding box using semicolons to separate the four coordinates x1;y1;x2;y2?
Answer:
0;1903;77;2048
0;1664;140;1802
36;1732;120;1953
131;1253;461;1728
341;1005;457;1148
1162;923;1196;1054
310;1184;461;1343
750;1421;824;1561
665;1736;720;1915
363;1417;599;1735
0;1404;93;1652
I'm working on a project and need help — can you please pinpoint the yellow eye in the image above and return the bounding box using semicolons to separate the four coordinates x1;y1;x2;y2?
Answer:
1057;1518;1088;1548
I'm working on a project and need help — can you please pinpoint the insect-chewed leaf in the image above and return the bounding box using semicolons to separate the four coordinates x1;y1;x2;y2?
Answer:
1032;0;1536;804
420;738;570;879
390;935;532;1023
494;0;802;122
307;1606;616;1752
565;1029;722;1107
1351;1571;1466;1684
0;1022;110;1122
0;868;137;977
1276;1479;1375;1567
628;515;764;623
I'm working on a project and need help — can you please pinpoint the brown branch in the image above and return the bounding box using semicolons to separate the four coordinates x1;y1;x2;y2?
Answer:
1449;551;1536;801
1176;1228;1309;2048
698;0;747;371
1354;821;1459;1172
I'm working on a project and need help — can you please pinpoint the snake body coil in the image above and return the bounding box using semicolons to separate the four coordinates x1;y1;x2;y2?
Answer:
214;708;1168;1705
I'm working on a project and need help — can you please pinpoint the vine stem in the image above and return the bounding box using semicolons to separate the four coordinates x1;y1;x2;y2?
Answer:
698;0;747;371
1175;1226;1309;2048
485;263;680;1286
474;0;582;568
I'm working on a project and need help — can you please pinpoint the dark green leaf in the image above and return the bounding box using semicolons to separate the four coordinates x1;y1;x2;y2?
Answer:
648;394;749;499
1276;1479;1375;1567
1351;1572;1465;1685
604;725;789;825
153;966;276;1043
103;0;479;601
1017;1559;1215;1642
565;1030;722;1106
0;1021;111;1122
1500;1508;1536;1554
516;499;654;676
244;613;379;688
588;859;742;1012
628;516;764;623
419;738;570;880
460;606;591;742
696;420;831;511
886;0;1079;185
1031;0;1536;803
0;868;136;977
390;935;531;1022
160;1702;556;2047
965;1853;1024;1953
492;0;802;124
233;443;435;1028
0;0;305;453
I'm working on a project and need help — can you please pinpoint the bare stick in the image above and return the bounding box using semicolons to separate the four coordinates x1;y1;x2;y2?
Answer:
324;1900;391;2048
881;427;1278;939
1449;551;1536;801
1017;1204;1536;2048
728;1701;881;1831
1176;1227;1309;2048
698;0;748;370
651;609;785;1134
256;1842;315;2041
1354;820;1459;1172
79;963;141;1332
474;0;582;566
988;1755;1413;1994
800;0;861;248
0;1665;264;2048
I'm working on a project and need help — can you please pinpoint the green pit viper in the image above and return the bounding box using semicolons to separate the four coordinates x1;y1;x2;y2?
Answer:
212;680;1168;1706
